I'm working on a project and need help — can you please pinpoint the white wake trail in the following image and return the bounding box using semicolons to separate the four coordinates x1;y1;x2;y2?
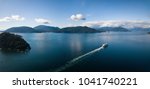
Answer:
54;43;108;72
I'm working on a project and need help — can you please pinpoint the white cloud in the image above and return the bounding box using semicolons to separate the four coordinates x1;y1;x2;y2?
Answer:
82;20;150;28
0;15;25;22
35;18;50;24
70;14;86;21
0;17;11;22
11;15;25;21
0;26;6;31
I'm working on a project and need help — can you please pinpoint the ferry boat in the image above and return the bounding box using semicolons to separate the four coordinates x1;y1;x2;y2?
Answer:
101;43;108;48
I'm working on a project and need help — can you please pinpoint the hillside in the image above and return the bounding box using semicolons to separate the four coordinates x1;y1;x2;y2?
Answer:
34;25;60;32
59;26;102;33
5;26;39;33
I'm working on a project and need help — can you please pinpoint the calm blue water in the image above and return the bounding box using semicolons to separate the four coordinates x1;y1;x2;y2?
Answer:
0;32;150;72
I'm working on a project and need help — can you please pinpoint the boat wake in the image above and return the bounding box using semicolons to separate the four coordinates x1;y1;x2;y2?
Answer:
54;43;108;72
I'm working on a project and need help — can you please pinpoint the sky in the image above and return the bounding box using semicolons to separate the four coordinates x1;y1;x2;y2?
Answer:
0;0;150;30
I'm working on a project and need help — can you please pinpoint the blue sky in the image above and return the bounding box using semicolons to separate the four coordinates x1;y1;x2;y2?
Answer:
0;0;150;30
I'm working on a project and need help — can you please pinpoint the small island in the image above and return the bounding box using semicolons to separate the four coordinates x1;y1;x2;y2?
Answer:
148;32;150;34
0;32;31;52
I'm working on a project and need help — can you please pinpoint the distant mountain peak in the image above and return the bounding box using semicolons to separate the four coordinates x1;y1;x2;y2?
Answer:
5;26;38;33
34;25;60;32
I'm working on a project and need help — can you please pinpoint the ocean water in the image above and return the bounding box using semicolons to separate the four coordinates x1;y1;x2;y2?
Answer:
0;32;150;72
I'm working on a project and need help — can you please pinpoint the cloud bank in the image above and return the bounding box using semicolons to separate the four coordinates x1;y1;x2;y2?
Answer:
82;20;150;28
70;14;86;21
35;18;50;24
0;15;25;22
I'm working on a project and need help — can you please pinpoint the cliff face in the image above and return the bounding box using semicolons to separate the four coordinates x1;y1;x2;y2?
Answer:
0;32;31;52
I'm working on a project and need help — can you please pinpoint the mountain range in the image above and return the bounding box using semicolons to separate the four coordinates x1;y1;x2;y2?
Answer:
3;25;150;33
4;25;102;33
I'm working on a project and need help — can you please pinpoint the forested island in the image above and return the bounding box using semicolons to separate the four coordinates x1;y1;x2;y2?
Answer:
0;32;31;52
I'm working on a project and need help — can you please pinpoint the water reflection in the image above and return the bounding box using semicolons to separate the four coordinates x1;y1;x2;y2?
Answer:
69;34;82;56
